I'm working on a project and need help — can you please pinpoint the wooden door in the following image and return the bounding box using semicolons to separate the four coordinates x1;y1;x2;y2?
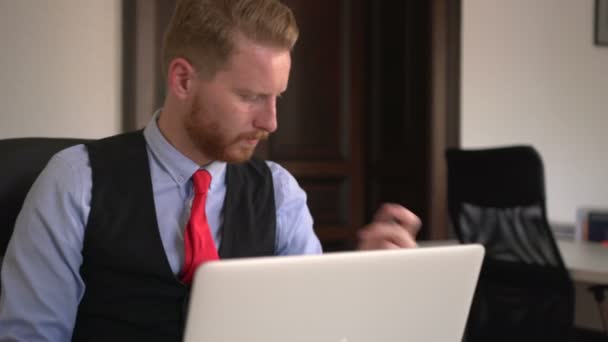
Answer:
260;0;366;250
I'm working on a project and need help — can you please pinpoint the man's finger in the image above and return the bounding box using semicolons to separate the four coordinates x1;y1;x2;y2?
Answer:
358;223;417;248
373;203;421;236
359;239;401;250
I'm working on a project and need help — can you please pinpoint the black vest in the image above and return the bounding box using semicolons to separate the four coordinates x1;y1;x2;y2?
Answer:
71;131;276;342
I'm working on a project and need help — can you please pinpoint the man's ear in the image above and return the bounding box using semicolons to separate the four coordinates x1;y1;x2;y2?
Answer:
167;58;197;100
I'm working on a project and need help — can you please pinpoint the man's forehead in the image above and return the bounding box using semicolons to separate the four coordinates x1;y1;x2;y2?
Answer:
218;43;290;93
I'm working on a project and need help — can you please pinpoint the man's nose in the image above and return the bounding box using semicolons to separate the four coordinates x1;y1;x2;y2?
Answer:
254;97;278;133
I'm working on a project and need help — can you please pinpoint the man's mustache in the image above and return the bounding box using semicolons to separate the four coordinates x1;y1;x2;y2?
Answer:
239;130;269;141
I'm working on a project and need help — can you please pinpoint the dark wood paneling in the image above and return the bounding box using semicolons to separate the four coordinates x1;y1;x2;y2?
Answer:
299;177;349;227
429;0;461;239
365;0;460;241
271;0;365;250
366;1;432;239
273;1;343;161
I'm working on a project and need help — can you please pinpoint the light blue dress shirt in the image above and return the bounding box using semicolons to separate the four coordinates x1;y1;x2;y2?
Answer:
0;114;322;341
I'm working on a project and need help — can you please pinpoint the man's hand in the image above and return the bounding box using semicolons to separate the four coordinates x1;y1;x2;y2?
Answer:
357;203;421;250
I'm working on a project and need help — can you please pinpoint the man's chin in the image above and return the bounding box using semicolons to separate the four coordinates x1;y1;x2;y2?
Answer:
220;146;256;164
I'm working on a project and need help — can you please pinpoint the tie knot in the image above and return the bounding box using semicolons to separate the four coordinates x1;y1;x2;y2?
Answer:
192;169;211;195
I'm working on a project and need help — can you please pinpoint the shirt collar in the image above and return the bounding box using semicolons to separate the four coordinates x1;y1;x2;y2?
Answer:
143;109;227;190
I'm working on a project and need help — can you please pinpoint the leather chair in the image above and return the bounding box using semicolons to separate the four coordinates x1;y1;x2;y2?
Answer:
0;137;90;260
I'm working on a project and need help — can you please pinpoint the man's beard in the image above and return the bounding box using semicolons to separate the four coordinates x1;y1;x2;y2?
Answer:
184;98;269;164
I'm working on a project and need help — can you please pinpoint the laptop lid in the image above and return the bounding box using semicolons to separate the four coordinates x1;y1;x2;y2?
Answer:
183;244;484;342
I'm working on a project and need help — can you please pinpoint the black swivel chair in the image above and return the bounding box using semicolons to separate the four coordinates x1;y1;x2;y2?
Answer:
446;146;574;342
0;138;90;261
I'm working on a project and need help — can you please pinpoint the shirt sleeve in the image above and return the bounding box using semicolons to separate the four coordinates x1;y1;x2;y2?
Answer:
0;147;89;342
267;161;323;255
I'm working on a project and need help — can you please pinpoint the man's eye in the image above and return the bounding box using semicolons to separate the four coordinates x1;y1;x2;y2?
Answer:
241;94;261;102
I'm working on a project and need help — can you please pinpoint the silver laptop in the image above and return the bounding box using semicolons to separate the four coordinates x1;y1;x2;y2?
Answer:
183;244;484;342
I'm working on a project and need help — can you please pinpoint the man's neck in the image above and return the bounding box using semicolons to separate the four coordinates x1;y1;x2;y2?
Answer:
156;109;213;167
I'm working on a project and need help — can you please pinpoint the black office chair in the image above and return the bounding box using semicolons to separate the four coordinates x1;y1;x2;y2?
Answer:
446;146;574;342
0;137;90;259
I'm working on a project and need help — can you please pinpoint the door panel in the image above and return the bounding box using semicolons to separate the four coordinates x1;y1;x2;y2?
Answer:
270;0;364;250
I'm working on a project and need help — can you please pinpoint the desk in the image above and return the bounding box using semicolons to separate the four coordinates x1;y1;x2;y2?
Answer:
557;241;608;334
558;240;608;284
420;240;608;284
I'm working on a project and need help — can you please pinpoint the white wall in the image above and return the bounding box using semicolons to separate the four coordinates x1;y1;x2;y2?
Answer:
462;0;608;225
0;0;122;139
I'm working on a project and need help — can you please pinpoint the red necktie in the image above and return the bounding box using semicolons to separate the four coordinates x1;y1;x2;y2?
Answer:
180;169;219;284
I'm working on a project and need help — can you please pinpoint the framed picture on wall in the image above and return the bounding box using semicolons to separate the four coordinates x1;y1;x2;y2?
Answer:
596;0;608;46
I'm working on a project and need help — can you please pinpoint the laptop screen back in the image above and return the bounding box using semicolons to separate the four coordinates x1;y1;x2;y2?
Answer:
183;244;484;342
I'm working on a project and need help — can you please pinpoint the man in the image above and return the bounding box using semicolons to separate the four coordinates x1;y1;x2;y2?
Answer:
0;0;419;341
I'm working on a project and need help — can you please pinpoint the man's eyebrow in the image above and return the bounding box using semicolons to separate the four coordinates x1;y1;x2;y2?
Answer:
235;88;286;97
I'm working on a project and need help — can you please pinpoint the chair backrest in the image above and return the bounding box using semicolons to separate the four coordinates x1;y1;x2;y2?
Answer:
446;145;574;341
446;145;564;267
0;137;89;257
